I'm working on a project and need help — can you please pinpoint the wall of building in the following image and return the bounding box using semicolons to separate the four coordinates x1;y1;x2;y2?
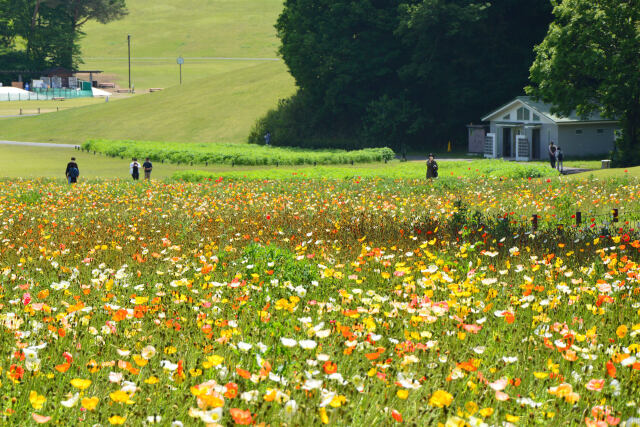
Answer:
557;124;616;157
537;124;558;159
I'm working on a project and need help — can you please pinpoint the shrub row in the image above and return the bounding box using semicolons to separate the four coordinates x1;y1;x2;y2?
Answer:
82;140;395;166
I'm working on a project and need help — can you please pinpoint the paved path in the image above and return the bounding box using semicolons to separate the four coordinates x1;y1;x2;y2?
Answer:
561;168;593;175
0;114;38;118
0;140;78;148
85;57;280;61
397;155;475;162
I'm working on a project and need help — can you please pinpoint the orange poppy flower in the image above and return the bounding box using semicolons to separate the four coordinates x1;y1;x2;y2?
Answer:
230;408;253;425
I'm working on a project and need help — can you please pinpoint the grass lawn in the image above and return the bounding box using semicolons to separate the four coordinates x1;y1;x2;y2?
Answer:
82;0;282;60
173;159;605;181
79;0;283;91
0;145;271;180
567;165;640;179
0;146;616;181
0;62;295;145
0;0;294;144
81;59;277;93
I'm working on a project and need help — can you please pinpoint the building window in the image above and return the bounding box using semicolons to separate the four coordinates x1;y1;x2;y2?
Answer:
533;114;540;122
597;129;604;134
517;107;530;121
503;114;511;120
576;129;583;135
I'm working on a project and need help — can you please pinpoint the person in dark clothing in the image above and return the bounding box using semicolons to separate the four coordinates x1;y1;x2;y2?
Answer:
130;158;140;181
143;158;153;180
555;147;564;173
426;153;438;179
65;157;79;184
548;142;557;168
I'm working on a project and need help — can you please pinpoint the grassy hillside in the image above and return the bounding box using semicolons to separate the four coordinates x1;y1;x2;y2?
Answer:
0;0;295;144
80;0;284;90
0;62;294;144
82;0;282;59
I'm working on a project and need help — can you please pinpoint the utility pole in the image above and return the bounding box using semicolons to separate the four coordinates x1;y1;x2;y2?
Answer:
127;34;132;92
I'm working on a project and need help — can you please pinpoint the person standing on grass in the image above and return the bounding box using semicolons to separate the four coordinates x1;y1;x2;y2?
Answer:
555;146;564;173
143;157;153;180
264;131;271;146
65;157;79;184
426;153;438;179
548;142;557;168
130;158;140;181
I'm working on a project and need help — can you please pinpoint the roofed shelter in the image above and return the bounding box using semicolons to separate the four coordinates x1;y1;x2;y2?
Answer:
481;96;619;160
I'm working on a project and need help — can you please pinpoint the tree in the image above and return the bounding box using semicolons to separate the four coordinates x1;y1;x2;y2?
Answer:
255;0;552;151
0;0;16;54
276;0;406;125
0;0;127;70
39;0;128;68
527;0;640;166
396;0;553;147
395;0;490;145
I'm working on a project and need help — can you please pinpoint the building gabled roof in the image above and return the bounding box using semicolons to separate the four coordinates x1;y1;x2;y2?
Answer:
482;96;618;124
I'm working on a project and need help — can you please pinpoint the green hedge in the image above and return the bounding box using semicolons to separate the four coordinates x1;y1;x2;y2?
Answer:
82;140;395;166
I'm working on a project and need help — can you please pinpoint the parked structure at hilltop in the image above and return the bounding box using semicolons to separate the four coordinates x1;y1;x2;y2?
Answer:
482;96;619;160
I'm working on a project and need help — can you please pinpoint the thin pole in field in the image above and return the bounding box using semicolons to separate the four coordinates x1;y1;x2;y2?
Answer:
128;34;132;92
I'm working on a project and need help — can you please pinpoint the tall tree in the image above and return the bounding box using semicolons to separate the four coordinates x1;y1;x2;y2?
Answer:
0;0;16;54
40;0;128;68
276;0;406;131
0;0;127;70
254;0;552;151
395;0;490;146
528;0;640;166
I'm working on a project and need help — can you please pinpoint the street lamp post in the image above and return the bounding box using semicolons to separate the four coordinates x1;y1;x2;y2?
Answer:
127;34;132;92
177;56;184;85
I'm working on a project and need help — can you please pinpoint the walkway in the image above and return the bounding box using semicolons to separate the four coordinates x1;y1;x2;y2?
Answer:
561;168;593;175
0;140;78;148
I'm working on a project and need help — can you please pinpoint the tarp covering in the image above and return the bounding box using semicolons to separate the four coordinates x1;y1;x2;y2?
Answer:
91;87;112;97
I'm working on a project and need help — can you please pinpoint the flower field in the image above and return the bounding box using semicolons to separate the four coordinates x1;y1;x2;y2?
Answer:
1;177;640;426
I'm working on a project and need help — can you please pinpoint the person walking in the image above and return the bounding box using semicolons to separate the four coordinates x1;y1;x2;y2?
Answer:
548;142;557;169
65;157;79;184
426;153;439;179
130;158;140;181
143;157;153;180
555;146;564;173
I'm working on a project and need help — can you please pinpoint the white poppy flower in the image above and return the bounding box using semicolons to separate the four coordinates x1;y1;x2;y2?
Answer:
280;338;297;347
299;340;317;350
61;393;79;408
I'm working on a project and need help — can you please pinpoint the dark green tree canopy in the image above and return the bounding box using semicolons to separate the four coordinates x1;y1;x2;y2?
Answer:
0;0;127;71
276;0;405;120
527;0;640;166
254;0;553;152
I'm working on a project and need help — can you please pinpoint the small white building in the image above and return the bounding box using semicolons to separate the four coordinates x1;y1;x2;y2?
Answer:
482;96;619;160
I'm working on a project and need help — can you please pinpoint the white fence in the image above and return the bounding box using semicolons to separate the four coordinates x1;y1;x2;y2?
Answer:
484;133;497;158
515;135;530;161
0;92;55;102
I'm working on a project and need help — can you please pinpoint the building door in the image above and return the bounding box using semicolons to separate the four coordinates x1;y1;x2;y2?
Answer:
532;129;541;159
502;128;511;157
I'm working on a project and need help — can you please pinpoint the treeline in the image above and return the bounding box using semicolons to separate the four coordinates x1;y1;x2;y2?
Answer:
250;0;553;152
0;0;127;74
